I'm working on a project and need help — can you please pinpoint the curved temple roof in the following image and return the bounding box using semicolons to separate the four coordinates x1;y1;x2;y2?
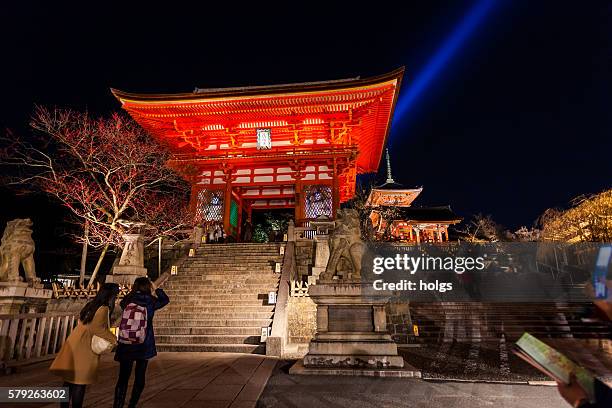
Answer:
111;68;404;174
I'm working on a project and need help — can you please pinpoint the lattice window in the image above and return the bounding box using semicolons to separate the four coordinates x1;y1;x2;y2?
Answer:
304;185;332;219
195;189;224;223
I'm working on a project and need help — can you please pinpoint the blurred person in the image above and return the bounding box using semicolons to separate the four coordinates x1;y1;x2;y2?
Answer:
49;283;120;408
557;373;612;408
113;277;169;408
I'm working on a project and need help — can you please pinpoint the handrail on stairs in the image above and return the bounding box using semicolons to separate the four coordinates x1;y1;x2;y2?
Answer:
266;241;295;357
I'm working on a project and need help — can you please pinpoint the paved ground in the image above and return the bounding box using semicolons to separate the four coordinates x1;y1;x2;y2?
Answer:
258;360;566;408
399;339;612;382
0;352;276;408
0;352;584;408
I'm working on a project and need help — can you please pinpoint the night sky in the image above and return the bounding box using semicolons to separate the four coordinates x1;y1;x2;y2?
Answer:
2;1;611;233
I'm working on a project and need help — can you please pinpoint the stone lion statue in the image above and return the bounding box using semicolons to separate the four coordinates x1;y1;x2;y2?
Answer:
0;218;38;283
321;209;365;282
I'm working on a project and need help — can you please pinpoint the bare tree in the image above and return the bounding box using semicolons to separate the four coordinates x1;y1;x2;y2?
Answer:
1;107;192;286
458;213;500;242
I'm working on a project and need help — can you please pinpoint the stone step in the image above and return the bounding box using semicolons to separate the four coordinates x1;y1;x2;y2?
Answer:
164;282;278;293
162;288;278;295
410;314;593;320
156;311;274;319
156;242;283;355
167;274;280;285
156;334;262;345
182;263;279;268
189;250;283;261
156;293;266;300
176;271;277;275
408;301;610;345
164;279;279;286
157;343;266;353
190;255;281;257
155;318;272;327
167;281;280;287
197;245;280;247
179;264;278;269
153;299;266;306
161;305;275;313
156;326;262;335
412;331;611;340
174;267;280;277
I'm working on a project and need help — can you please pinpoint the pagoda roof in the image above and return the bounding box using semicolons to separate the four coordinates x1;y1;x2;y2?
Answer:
395;206;462;224
366;185;423;207
111;68;404;174
373;180;410;190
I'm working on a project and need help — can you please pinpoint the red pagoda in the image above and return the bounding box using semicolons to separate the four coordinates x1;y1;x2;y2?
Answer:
112;68;404;238
366;150;462;243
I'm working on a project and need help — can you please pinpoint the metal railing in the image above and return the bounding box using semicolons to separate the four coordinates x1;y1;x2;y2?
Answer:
0;312;79;370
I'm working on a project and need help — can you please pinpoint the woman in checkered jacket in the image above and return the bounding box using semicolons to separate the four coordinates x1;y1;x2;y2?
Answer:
113;277;169;408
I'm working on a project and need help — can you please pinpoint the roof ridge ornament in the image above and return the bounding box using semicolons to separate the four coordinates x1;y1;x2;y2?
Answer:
385;148;395;184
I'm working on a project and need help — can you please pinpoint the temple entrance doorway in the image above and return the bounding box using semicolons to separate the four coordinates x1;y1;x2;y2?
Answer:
246;209;293;243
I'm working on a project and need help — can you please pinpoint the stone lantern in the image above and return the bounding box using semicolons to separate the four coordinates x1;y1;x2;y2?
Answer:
106;223;148;286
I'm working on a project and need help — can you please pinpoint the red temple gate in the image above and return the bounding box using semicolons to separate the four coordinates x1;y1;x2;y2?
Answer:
112;68;404;238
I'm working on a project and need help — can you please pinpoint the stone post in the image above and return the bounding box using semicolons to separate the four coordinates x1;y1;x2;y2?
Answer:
193;226;204;249
106;233;148;286
287;219;295;242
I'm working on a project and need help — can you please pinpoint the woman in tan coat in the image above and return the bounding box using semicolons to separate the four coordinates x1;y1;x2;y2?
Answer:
50;283;119;408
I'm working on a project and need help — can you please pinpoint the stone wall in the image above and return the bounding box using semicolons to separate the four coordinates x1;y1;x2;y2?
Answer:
286;296;317;344
286;297;415;345
385;300;415;344
294;240;314;282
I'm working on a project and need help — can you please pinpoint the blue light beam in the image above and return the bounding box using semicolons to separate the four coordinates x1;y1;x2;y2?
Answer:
392;0;497;134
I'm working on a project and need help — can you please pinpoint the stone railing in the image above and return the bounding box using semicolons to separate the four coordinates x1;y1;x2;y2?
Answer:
266;241;294;358
294;226;317;240
290;281;310;297
0;311;79;372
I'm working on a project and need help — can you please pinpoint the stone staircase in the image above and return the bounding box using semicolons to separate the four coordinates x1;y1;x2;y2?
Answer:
409;302;611;343
155;243;284;353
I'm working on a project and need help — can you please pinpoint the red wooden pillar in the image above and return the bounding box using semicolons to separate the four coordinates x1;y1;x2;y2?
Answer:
294;180;303;225
223;172;233;235
332;159;340;219
236;191;243;242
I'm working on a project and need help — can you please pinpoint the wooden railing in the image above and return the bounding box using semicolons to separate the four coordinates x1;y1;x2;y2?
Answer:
0;312;79;370
51;282;131;300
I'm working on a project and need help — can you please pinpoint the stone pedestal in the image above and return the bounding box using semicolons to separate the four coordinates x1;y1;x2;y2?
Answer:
299;282;405;371
0;282;52;314
106;233;148;286
193;226;204;249
290;210;419;377
311;235;330;282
